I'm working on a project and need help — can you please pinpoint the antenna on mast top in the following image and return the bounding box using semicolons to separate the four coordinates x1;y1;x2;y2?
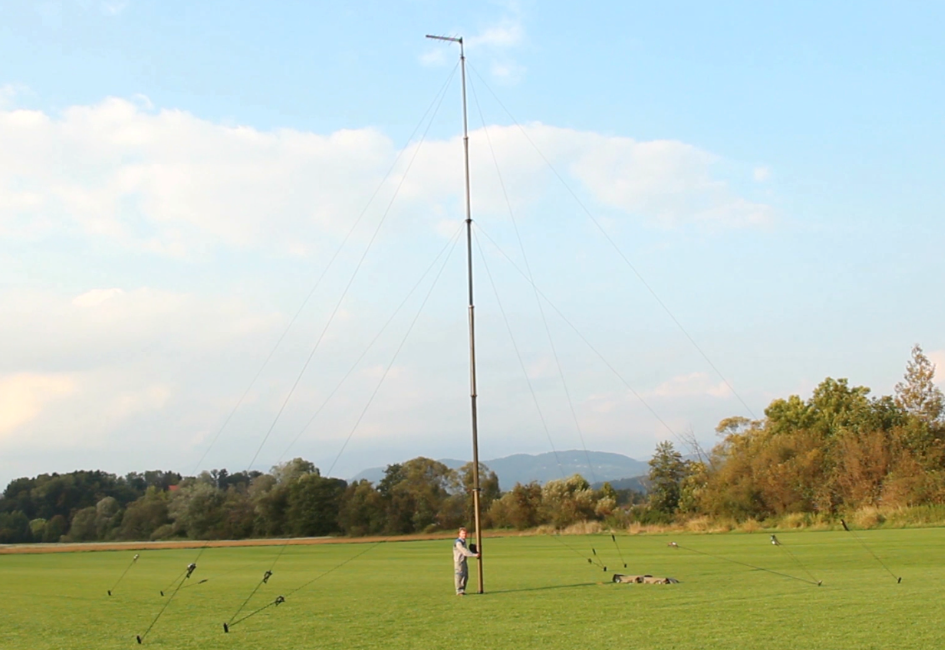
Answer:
425;34;463;44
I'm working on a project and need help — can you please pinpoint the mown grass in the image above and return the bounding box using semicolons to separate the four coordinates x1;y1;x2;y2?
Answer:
3;528;944;650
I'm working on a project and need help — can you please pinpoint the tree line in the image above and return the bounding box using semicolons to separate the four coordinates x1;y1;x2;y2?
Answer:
2;345;942;543
642;345;945;523
0;455;623;543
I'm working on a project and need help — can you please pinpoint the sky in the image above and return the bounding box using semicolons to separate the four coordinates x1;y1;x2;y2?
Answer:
2;0;944;488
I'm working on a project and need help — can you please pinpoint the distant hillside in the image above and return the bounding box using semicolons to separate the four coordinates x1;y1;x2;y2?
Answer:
592;476;648;493
349;450;648;489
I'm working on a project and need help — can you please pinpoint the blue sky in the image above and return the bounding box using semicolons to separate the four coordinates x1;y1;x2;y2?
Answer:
1;1;943;488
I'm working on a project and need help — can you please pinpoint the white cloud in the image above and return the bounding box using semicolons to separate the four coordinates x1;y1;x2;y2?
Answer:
101;1;128;16
419;48;448;67
567;131;775;228
584;390;620;414
0;100;773;257
0;96;775;482
0;369;173;449
407;122;773;230
130;93;153;110
72;287;124;307
0;84;25;108
577;388;697;451
1;287;282;377
647;372;732;399
111;383;171;421
468;22;523;49
0;99;401;254
0;286;287;462
526;358;557;380
0;373;76;438
489;60;526;83
753;166;771;182
469;16;526;83
362;364;405;381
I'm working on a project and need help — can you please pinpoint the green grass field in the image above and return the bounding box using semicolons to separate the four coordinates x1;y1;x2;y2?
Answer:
4;528;944;650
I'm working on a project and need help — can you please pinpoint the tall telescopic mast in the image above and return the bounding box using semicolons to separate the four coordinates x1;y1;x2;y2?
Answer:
425;33;484;594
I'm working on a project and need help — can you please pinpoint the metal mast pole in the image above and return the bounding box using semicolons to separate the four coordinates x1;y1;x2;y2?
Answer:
425;33;484;594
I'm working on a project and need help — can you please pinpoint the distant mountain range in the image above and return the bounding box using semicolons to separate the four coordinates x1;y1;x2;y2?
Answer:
349;450;648;490
592;476;648;493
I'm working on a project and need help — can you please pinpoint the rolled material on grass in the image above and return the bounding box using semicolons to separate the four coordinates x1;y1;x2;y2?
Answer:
612;573;680;584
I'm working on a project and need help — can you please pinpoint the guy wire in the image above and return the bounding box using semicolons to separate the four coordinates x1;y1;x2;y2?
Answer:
133;61;460;643
325;225;465;476
158;567;187;597
545;532;607;573
137;563;193;644
468;62;756;422
475;224;684;448
178;553;266;591
107;553;139;596
589;547;608;571
611;534;628;569
276;220;465;465
225;226;463;630
473;233;567;481
770;534;821;585
468;76;598;485
244;62;461;472
226;540;387;631
189;61;461;477
671;542;820;586
157;542;211;597
227;543;290;625
840;519;901;582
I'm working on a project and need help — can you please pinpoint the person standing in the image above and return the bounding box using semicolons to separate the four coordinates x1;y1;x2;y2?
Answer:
453;527;480;596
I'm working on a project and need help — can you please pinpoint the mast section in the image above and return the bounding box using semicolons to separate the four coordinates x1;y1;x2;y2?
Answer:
425;34;484;594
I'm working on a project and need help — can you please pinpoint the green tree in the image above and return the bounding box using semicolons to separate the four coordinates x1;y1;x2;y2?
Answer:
69;507;98;541
271;458;317;485
285;474;346;537
43;514;67;543
380;458;457;534
338;480;386;536
168;482;226;539
94;497;122;539
253;481;289;537
593;482;618;519
678;461;707;514
540;474;597;528
29;518;47;540
647;441;686;515
489;482;542;530
212;487;254;539
0;511;32;543
125;470;182;492
456;462;500;528
895;344;944;424
2;478;37;517
701;371;943;520
377;464;405;499
715;416;754;437
118;487;170;540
